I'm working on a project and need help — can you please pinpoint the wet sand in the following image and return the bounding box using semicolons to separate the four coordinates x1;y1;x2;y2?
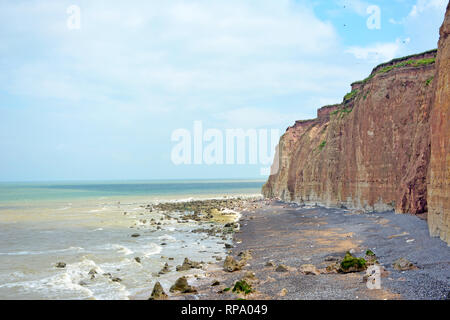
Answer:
173;200;450;300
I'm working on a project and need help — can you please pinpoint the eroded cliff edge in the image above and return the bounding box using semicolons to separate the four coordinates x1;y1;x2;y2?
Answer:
428;3;450;244
263;49;437;212
263;5;449;244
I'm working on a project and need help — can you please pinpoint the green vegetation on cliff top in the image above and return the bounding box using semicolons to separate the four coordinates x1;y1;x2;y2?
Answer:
292;50;436;133
352;50;437;85
344;89;359;101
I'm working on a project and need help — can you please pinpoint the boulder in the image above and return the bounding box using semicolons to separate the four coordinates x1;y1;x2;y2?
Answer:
159;263;171;275
393;258;417;271
299;264;321;275
265;260;276;267
237;250;252;262
243;271;256;283
149;282;168;300
324;262;340;274
176;258;202;271
223;256;241;272
170;277;197;294
339;252;367;273
275;264;289;272
232;280;253;295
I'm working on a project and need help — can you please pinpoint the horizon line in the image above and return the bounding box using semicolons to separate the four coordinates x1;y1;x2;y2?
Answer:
0;177;268;184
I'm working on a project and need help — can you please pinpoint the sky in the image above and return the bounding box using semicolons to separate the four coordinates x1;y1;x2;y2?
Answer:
0;0;448;182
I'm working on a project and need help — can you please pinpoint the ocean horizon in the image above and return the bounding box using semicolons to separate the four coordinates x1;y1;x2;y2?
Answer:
0;179;264;300
0;179;266;205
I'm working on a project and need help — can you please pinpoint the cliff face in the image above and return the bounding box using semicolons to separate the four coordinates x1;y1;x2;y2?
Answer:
263;5;450;244
428;3;450;244
263;50;437;214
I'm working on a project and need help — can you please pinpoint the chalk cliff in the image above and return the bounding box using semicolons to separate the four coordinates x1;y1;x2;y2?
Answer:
428;2;450;244
263;5;449;244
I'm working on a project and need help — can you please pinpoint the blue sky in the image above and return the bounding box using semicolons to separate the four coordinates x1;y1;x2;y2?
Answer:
0;0;447;181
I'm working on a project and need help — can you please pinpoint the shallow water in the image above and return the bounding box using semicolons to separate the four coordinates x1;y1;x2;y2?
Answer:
0;180;263;300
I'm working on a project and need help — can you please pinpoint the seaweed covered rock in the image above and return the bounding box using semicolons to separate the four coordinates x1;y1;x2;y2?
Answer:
242;271;257;284
237;250;252;262
232;280;253;295
299;264;321;275
339;252;367;273
170;276;197;294
275;264;289;272
223;256;241;272
149;282;168;300
325;261;340;274
393;258;417;271
364;250;378;265
158;263;171;275
176;258;202;271
265;260;276;267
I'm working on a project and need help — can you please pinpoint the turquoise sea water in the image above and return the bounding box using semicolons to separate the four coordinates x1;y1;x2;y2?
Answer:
0;179;264;300
0;179;265;204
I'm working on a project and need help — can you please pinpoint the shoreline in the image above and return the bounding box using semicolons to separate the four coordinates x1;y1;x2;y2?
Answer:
165;200;450;300
1;195;448;300
132;196;263;300
0;193;261;300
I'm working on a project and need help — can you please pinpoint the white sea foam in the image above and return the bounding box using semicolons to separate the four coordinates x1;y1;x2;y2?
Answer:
0;258;100;298
88;207;108;213
152;194;262;205
112;244;134;256
0;246;85;256
143;243;162;257
157;235;176;242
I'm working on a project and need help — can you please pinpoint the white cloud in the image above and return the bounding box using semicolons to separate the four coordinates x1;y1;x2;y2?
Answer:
408;0;447;18
389;0;446;26
1;0;445;180
402;0;447;50
0;0;355;118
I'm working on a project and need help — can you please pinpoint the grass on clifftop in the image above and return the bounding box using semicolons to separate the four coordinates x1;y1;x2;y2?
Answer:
344;89;359;101
355;57;436;85
377;57;435;74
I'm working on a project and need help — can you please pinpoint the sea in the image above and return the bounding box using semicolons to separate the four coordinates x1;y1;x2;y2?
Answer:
0;179;264;300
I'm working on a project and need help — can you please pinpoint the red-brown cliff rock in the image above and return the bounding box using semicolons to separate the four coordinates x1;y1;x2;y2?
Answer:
264;6;450;245
428;3;450;244
263;50;437;214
